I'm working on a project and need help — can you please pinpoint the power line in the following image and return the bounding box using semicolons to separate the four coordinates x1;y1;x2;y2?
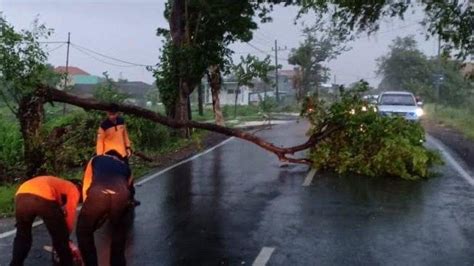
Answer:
245;42;289;62
46;43;65;53
252;37;273;48
39;41;67;44
245;42;270;54
70;43;153;67
71;45;138;68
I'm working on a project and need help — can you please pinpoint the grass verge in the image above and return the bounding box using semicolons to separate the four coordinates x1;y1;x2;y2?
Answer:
424;104;474;140
0;184;17;217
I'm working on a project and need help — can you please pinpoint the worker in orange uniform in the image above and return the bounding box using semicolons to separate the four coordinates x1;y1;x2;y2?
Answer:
95;104;139;206
96;104;132;161
10;176;82;266
77;150;132;266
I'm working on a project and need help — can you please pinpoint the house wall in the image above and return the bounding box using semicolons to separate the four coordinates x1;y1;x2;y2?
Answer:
204;82;250;106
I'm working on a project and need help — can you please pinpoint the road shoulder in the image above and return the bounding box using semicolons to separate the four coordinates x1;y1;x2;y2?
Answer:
423;118;474;174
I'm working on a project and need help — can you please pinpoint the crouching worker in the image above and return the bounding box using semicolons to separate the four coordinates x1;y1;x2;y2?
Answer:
77;150;132;266
10;176;82;266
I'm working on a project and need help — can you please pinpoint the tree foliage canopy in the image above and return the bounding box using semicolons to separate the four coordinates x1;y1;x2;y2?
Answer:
153;0;274;116
231;55;275;88
297;0;473;58
288;22;348;99
377;35;473;105
0;16;56;115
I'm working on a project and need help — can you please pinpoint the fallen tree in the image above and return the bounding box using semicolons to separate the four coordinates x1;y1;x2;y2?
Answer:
43;82;442;180
42;85;339;165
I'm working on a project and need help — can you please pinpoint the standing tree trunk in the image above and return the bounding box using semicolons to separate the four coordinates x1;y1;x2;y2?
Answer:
234;85;240;119
207;65;225;126
187;97;192;121
174;79;192;137
197;83;204;116
17;93;46;178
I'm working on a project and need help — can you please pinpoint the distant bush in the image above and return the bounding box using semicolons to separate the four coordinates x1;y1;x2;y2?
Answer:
125;115;171;152
222;104;261;118
259;96;277;113
304;82;441;180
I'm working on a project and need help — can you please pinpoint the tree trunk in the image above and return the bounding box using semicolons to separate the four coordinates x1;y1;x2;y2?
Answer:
208;65;225;126
187;96;192;121
198;83;204;116
234;85;240;119
174;79;192;137
17;93;46;178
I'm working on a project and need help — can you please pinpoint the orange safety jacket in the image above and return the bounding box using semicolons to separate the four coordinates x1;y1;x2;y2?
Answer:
96;117;131;158
16;176;80;233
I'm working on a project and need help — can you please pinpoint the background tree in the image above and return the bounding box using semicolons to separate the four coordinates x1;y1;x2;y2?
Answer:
230;55;274;118
154;0;272;131
376;36;434;99
377;35;472;105
288;23;348;100
206;64;225;126
298;0;472;59
197;82;204;116
0;17;57;177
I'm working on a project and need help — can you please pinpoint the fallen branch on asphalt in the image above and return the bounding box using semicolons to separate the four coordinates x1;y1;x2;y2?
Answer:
41;86;337;164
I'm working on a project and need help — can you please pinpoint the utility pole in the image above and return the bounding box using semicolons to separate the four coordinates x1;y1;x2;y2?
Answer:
434;34;441;112
272;40;287;103
62;32;71;115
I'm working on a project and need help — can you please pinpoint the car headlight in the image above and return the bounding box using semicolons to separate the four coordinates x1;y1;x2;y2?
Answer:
416;108;424;117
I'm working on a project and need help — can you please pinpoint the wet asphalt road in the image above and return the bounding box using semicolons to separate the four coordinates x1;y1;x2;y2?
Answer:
0;121;473;265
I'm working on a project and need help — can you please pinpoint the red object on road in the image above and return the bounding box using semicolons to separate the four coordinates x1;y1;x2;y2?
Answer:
51;242;84;266
69;242;84;266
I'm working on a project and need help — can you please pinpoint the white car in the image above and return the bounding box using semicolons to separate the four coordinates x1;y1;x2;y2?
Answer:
377;91;423;121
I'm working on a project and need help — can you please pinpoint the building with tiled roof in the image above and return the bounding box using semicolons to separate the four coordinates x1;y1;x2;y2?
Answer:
53;66;101;89
54;66;90;76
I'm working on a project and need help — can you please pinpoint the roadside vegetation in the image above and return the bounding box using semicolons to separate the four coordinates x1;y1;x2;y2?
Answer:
191;98;299;123
424;104;474;140
0;184;16;217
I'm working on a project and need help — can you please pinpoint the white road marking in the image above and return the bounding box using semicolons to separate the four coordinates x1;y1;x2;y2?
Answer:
0;138;235;240
252;247;275;266
303;168;316;186
426;135;474;186
0;220;43;239
136;137;235;185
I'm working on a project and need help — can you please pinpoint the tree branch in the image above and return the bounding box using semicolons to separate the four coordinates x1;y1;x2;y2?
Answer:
41;86;338;164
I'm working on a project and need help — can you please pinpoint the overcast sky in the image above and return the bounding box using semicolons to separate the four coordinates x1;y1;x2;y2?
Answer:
1;0;439;86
